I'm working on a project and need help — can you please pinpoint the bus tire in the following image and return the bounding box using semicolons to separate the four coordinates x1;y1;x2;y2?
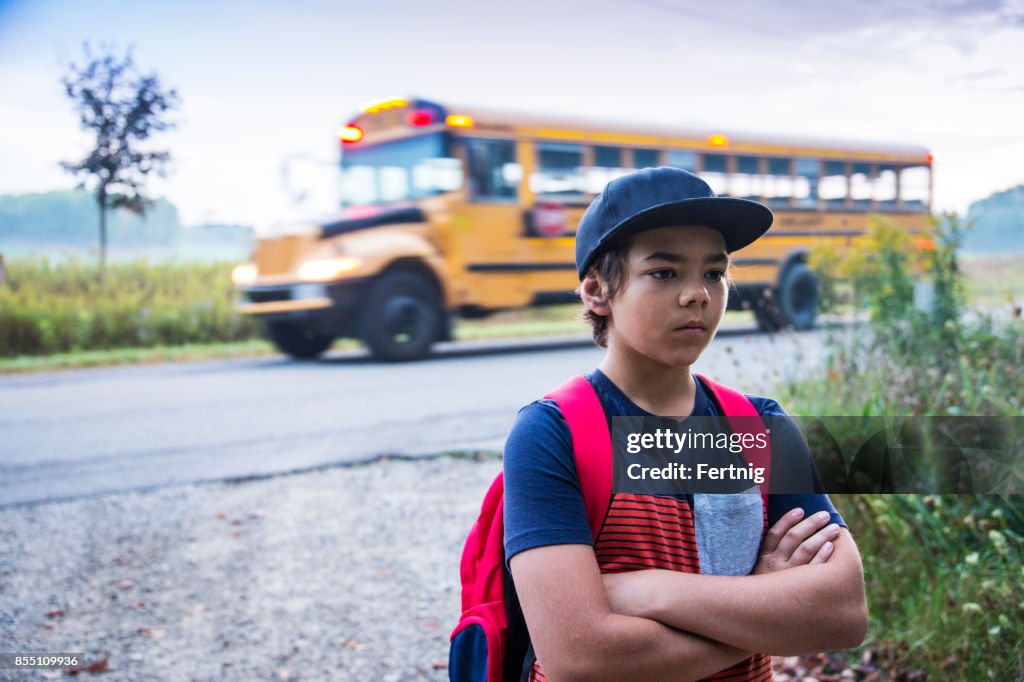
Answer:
777;262;820;331
753;288;784;332
361;269;443;361
264;321;334;360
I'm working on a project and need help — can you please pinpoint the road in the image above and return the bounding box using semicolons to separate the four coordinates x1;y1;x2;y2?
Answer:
0;326;834;507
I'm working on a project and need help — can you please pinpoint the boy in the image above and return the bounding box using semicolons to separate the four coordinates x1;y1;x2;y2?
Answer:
503;167;868;681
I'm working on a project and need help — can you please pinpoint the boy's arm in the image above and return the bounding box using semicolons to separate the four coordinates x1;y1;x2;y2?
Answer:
510;543;758;682
602;528;868;656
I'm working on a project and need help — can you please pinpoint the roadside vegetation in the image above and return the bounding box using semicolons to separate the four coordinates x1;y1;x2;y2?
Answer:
792;214;1023;680
0;258;259;357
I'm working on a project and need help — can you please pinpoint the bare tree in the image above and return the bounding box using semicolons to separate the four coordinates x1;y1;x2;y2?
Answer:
61;44;180;273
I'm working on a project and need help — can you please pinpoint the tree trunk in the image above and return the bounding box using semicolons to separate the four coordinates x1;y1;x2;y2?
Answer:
97;187;107;277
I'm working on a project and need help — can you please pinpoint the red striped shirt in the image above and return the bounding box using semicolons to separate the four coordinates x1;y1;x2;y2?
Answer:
529;493;771;682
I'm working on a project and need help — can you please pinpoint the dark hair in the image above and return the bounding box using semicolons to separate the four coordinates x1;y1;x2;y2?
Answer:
578;234;735;348
577;239;631;348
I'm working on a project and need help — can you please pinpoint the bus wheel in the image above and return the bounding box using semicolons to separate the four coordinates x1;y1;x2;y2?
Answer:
777;263;820;331
361;270;442;361
264;321;334;359
754;288;784;332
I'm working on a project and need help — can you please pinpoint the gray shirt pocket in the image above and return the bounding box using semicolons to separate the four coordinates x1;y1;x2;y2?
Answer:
693;489;763;576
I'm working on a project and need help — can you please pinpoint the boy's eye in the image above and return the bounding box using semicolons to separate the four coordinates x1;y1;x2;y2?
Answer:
705;270;726;282
650;269;676;280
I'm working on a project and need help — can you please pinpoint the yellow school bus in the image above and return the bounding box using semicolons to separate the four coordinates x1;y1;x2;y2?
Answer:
232;97;933;360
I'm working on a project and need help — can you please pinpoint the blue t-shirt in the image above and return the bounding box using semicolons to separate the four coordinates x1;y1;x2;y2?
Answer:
504;369;845;563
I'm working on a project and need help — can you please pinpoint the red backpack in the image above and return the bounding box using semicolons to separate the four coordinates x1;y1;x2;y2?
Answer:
448;373;771;682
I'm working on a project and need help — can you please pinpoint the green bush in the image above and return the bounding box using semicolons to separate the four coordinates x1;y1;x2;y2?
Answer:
837;494;1023;681
784;214;1023;679
0;257;260;356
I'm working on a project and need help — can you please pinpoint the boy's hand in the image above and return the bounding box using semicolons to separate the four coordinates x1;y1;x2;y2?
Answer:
753;508;840;574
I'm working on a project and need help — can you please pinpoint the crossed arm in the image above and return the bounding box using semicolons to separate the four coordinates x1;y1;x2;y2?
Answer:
509;508;869;682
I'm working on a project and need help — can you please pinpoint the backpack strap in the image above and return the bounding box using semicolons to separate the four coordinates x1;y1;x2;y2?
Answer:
695;373;772;499
544;375;612;541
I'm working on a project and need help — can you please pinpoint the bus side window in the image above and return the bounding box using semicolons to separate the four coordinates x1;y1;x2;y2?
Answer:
465;138;519;202
764;157;793;209
794;158;821;208
850;162;873;209
820;161;848;208
633;148;660;169
701;153;728;195
532;143;586;202
875;165;898;209
731;155;763;201
667;150;697;172
585;146;631;194
900;165;930;210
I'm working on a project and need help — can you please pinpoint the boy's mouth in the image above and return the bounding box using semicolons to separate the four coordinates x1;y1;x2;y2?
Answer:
673;321;707;332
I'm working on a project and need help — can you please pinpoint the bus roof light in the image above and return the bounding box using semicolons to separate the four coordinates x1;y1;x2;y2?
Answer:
707;134;729;147
925;152;934;164
406;110;434;127
446;114;474;128
338;125;363;143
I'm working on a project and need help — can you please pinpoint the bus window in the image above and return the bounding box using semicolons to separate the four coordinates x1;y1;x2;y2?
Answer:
531;143;586;200
900;165;930;209
875;165;898;208
465;138;518;201
701;153;728;195
730;155;763;200
381;167;410;201
667;150;697;172
340;132;450;206
820;161;847;208
850;162;873;208
763;157;793;209
585;146;631;193
633;148;660;168
794;158;820;208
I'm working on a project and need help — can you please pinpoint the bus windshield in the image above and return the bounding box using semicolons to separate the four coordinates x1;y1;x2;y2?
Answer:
340;133;462;206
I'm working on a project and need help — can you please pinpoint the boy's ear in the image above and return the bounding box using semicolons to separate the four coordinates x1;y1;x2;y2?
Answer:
580;270;612;317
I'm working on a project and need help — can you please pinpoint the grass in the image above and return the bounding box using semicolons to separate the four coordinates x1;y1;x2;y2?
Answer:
961;253;1024;310
0;339;279;373
834;494;1024;681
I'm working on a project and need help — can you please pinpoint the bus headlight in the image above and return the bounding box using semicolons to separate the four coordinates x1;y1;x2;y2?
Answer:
232;263;258;285
297;257;362;282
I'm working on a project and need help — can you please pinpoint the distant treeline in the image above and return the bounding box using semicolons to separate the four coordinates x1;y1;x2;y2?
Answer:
0;190;252;248
964;183;1024;253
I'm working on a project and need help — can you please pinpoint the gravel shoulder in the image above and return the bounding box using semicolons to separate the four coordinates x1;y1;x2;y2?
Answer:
0;456;502;681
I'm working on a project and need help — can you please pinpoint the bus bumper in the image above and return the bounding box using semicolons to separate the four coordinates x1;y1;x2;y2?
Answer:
236;278;371;337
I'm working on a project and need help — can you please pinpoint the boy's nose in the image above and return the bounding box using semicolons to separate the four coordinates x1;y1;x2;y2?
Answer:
678;282;710;307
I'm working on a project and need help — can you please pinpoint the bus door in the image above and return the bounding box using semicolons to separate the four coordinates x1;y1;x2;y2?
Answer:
518;142;594;303
454;137;531;308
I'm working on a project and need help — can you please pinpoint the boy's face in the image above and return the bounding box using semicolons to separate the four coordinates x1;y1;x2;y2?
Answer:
604;224;729;368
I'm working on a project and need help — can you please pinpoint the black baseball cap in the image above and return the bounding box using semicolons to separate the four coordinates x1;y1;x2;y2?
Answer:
574;166;774;279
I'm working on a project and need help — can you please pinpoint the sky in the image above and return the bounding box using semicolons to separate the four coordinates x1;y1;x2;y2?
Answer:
1;0;1022;231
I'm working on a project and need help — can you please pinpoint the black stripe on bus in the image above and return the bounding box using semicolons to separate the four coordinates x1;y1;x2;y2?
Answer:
319;207;426;239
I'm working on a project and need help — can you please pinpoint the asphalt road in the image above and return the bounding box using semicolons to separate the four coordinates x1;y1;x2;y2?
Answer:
0;325;833;507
